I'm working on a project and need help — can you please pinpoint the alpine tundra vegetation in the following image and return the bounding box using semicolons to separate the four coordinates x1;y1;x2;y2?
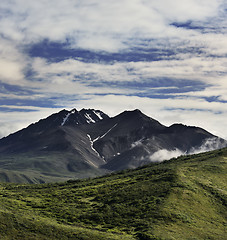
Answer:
0;147;226;239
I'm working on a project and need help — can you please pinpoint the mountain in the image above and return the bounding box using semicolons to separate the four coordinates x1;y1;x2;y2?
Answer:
82;109;226;170
0;108;226;183
0;108;109;153
0;108;110;183
0;147;226;239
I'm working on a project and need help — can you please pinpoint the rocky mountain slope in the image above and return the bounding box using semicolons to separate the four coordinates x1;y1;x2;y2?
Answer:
0;108;226;183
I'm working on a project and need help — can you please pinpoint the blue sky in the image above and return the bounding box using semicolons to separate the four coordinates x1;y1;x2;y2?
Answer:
0;0;227;139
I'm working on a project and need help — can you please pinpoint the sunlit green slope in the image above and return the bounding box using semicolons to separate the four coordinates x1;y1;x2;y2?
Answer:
0;148;226;239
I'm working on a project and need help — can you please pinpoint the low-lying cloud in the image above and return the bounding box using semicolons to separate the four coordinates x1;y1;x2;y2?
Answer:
149;137;227;163
149;148;185;162
189;137;227;155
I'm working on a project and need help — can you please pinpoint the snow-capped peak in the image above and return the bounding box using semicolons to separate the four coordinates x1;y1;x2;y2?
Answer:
84;113;96;124
60;108;109;126
79;109;109;124
93;110;104;120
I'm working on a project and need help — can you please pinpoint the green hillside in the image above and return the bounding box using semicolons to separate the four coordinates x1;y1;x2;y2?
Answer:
0;148;226;239
0;151;108;184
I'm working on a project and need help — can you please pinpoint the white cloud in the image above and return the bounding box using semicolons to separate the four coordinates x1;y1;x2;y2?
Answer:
189;137;227;154
149;148;184;162
0;59;24;82
0;38;27;84
0;0;224;51
147;136;226;163
149;0;221;22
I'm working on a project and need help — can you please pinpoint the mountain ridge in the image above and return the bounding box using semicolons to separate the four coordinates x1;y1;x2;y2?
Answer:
0;108;226;183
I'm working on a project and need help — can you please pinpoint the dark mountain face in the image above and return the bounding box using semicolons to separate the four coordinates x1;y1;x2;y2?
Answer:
82;109;167;163
0;108;226;183
0;108;109;153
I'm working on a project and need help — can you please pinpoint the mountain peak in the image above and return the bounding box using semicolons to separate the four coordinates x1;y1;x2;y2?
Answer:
122;109;142;114
70;108;78;114
117;109;165;129
118;109;147;119
60;108;109;126
0;107;226;183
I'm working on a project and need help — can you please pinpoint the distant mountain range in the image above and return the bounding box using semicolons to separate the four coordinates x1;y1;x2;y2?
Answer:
0;108;226;183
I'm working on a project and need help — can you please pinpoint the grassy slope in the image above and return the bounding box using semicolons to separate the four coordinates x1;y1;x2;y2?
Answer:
0;148;226;239
0;152;106;183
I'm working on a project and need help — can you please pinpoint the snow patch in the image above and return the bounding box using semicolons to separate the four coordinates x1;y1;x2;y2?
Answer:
93;136;100;142
100;123;118;139
61;113;71;126
61;110;77;126
71;109;76;114
93;123;118;142
85;113;96;124
87;134;103;160
93;110;103;120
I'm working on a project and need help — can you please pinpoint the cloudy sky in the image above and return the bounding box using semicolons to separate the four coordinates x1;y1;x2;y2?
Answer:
0;0;227;139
